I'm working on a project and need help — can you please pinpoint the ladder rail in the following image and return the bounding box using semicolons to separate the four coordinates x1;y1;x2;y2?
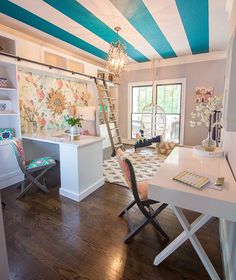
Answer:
103;81;122;145
96;79;123;155
103;82;121;141
96;81;116;150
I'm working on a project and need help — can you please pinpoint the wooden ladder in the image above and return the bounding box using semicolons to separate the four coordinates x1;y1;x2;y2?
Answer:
95;79;123;156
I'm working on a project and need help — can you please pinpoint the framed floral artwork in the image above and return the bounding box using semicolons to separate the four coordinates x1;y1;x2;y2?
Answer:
195;87;214;103
18;69;91;133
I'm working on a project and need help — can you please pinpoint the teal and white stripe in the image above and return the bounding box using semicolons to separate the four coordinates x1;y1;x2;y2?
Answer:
0;0;227;63
176;0;209;54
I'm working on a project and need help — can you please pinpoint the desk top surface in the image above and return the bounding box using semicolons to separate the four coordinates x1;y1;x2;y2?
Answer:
148;147;236;222
22;130;104;147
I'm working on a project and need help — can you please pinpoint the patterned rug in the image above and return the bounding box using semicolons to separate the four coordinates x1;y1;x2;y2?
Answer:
103;148;167;188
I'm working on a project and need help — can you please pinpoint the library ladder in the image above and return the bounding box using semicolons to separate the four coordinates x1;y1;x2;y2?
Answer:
95;79;123;156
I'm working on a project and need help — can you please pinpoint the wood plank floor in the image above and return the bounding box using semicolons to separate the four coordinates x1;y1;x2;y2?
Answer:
1;183;223;280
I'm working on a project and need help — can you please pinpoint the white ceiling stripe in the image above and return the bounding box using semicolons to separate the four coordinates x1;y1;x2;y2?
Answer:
10;0;112;55
143;0;192;57
77;0;160;60
209;0;228;52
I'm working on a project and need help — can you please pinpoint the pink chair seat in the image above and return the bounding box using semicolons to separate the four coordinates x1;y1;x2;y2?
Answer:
116;148;169;243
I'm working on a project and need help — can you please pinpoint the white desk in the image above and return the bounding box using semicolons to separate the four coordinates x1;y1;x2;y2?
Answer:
0;140;24;189
22;130;104;202
148;147;236;280
0;194;9;280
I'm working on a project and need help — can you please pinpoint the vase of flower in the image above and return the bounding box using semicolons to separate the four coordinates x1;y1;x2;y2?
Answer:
201;113;216;152
70;125;79;135
190;96;223;150
65;115;83;135
202;131;216;152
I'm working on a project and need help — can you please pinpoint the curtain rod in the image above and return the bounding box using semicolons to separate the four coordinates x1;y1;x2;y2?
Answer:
0;51;115;84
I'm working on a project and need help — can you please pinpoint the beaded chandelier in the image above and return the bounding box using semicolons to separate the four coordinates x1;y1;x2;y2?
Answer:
107;27;127;83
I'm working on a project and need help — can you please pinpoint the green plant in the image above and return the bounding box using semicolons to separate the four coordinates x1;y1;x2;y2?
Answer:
65;115;83;127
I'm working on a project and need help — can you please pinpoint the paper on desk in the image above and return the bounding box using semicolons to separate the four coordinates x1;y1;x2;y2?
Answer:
206;183;223;191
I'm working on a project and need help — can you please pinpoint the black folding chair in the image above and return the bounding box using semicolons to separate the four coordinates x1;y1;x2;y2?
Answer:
10;140;56;199
117;149;169;243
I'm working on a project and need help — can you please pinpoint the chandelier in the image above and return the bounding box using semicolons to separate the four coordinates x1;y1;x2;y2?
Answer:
107;27;127;83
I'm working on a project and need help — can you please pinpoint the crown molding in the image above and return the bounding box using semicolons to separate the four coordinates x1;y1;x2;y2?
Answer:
225;0;234;17
126;51;226;72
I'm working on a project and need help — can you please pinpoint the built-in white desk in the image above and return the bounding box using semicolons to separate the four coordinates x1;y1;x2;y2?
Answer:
148;147;236;280
22;130;105;202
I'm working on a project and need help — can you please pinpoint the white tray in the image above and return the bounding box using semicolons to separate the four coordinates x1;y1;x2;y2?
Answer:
193;145;224;158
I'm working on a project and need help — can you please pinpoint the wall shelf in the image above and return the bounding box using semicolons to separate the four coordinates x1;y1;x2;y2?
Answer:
0;37;20;140
0;87;16;91
44;51;85;75
0;112;17;116
0;35;16;55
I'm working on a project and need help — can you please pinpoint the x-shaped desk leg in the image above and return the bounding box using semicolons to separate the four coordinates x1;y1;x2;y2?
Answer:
153;206;220;280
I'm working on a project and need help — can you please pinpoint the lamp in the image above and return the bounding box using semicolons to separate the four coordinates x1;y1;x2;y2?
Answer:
107;27;127;83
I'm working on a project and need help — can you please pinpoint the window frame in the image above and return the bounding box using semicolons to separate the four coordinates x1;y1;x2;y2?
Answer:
131;84;153;139
156;82;183;143
128;79;186;144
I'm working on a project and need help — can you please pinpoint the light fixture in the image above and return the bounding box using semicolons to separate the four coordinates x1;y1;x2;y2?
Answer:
107;27;127;83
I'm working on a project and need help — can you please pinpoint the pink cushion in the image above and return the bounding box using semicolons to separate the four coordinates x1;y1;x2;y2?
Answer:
137;180;148;200
116;149;132;188
117;148;149;200
14;140;26;166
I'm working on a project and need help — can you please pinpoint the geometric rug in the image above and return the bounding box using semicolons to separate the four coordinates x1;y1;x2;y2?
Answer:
103;148;167;188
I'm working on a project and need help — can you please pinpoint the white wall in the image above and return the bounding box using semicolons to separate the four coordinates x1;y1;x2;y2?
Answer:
118;57;225;146
221;118;236;280
221;131;236;279
220;0;236;280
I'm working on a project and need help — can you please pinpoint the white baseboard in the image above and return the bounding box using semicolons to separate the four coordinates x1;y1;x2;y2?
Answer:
59;178;104;202
219;219;234;280
79;178;105;201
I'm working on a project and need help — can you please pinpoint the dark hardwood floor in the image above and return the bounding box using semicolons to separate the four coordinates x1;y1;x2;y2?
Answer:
1;183;223;280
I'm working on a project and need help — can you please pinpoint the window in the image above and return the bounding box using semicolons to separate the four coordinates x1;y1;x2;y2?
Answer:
156;84;182;142
129;80;185;143
131;85;152;138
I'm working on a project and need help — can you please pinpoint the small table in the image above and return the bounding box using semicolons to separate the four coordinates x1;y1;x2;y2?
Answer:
148;147;236;280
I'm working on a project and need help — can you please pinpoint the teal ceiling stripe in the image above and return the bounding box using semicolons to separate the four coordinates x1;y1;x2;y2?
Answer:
176;0;209;54
109;0;176;59
0;0;107;60
43;0;149;63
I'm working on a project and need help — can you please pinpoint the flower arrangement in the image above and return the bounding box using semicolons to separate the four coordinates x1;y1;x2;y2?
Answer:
190;96;223;129
65;114;83;135
65;115;83;127
190;96;223;150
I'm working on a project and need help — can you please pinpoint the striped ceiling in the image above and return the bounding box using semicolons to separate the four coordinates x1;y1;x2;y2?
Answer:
0;0;228;64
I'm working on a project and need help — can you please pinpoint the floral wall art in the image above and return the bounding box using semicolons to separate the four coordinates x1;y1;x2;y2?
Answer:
18;69;92;132
195;87;214;103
